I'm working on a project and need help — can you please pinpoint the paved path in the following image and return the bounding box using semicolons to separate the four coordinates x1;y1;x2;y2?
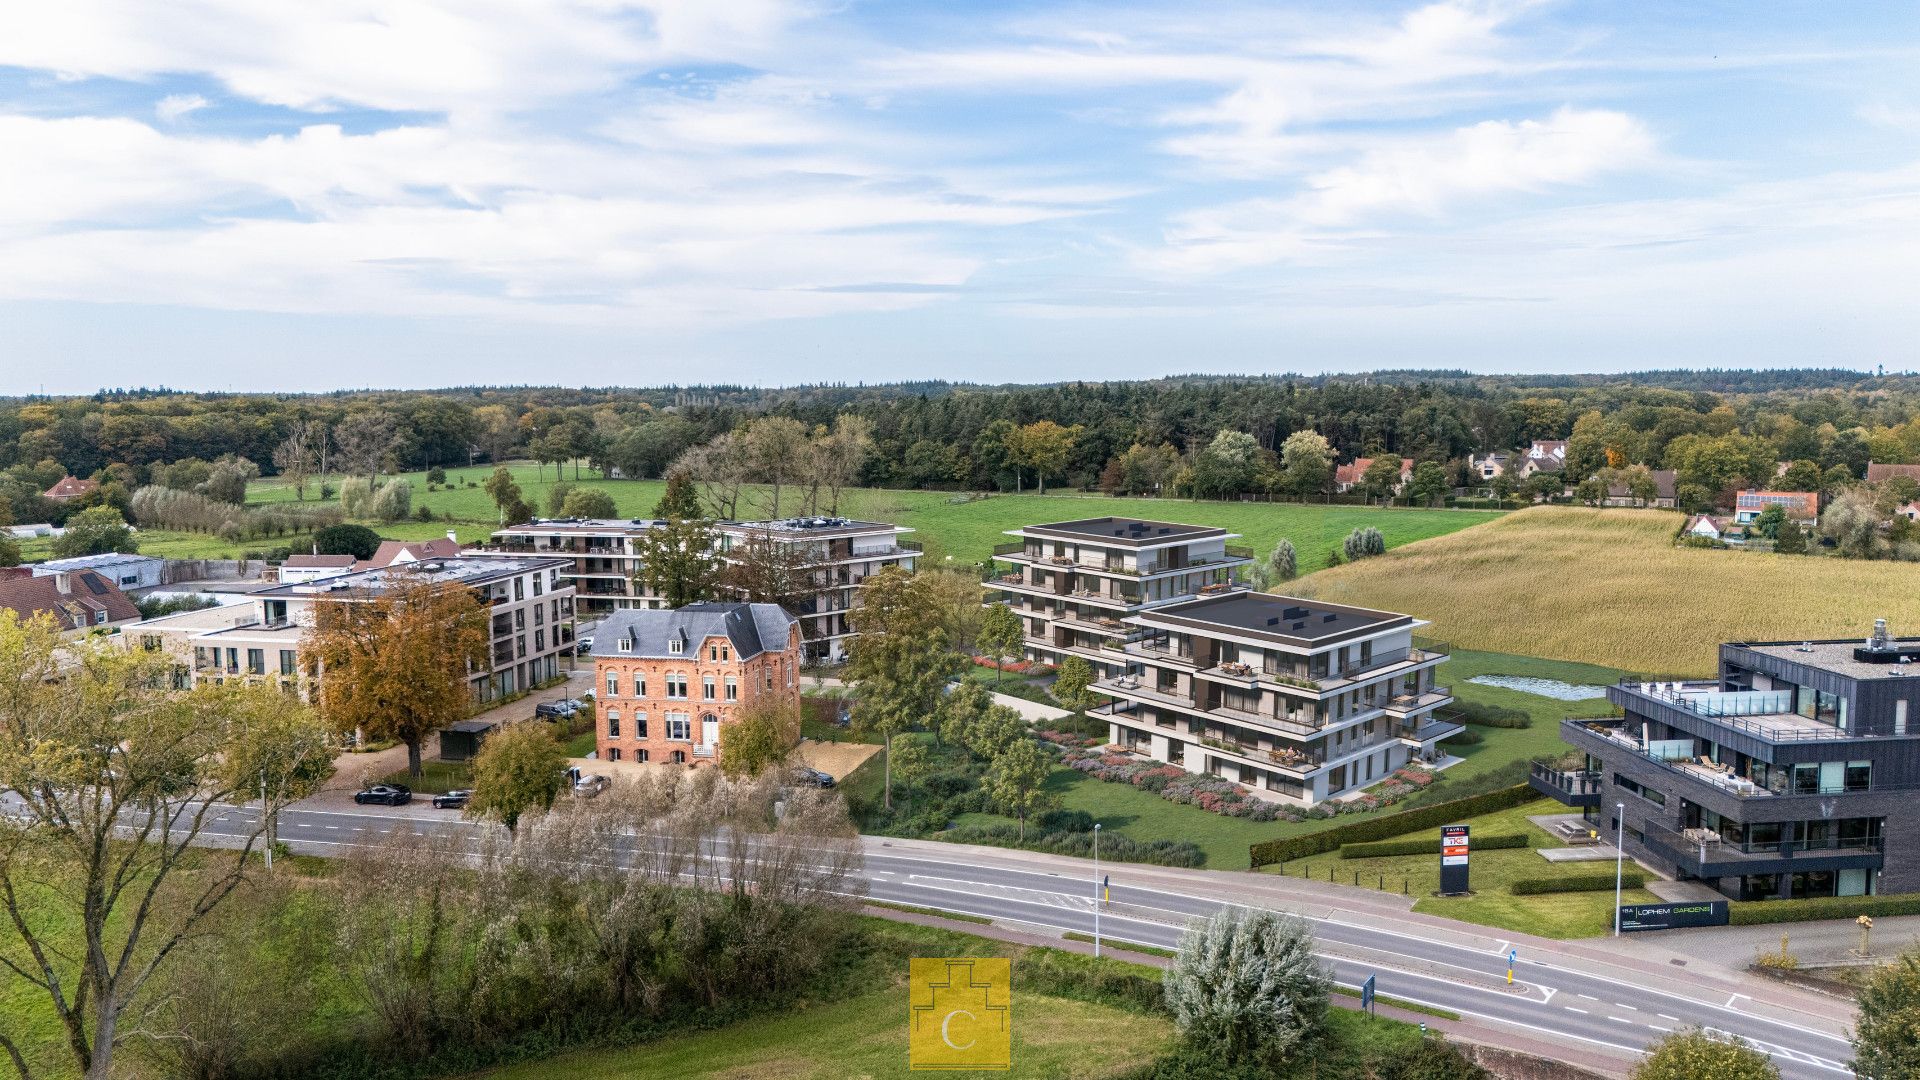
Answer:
168;799;1857;1079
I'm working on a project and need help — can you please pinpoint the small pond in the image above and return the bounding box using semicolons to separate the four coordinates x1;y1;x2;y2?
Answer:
1465;675;1610;701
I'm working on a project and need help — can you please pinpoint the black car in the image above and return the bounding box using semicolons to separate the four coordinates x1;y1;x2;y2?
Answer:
433;789;472;810
353;783;412;806
796;767;836;789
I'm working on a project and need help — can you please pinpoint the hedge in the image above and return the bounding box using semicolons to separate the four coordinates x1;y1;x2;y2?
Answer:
1510;872;1644;896
1729;892;1920;926
1340;833;1531;859
1451;701;1532;729
1249;783;1537;868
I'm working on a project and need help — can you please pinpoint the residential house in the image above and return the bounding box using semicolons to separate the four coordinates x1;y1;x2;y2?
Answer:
42;476;98;502
0;569;141;634
275;554;358;584
991;517;1251;679
1535;621;1920;899
1683;515;1730;542
713;517;918;663
124;555;575;703
30;553;164;592
1734;491;1820;527
1333;457;1413;495
1897;502;1920;524
1867;463;1920;486
1470;452;1510;481
1604;470;1678;509
1516;440;1568;478
589;602;800;765
1090;592;1456;806
366;535;464;567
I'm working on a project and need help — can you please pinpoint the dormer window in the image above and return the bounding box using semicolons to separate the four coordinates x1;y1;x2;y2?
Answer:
668;636;683;655
617;635;631;653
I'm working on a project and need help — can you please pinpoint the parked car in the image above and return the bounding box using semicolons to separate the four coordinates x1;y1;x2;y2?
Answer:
575;636;593;656
433;789;473;810
795;767;836;789
354;784;412;806
535;698;586;719
571;773;610;797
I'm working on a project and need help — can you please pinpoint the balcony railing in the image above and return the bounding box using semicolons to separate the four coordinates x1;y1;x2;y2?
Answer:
1641;820;1882;871
1615;682;1852;743
1529;761;1604;807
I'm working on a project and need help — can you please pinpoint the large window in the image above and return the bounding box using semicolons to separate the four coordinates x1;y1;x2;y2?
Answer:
607;711;619;737
632;673;646;697
247;649;264;675
666;713;691;741
666;674;687;698
279;649;297;676
702;676;716;701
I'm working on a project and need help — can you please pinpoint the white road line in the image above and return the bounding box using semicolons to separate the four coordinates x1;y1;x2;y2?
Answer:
1565;1007;1589;1015
324;825;339;830
1658;1014;1681;1023
1615;1003;1636;1011
1649;1025;1673;1034
1578;994;1598;1001
1608;1016;1635;1025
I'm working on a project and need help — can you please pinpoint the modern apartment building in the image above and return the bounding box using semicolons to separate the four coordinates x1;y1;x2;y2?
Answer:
483;515;917;661
714;517;918;663
990;517;1251;676
125;556;575;704
1535;621;1920;900
1091;592;1457;805
589;602;800;765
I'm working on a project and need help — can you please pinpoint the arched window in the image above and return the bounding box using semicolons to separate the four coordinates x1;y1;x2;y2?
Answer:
608;747;621;762
671;750;686;764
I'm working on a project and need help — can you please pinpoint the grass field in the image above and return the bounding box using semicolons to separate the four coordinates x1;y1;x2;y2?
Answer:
1292;506;1920;675
241;462;1499;571
1271;797;1664;939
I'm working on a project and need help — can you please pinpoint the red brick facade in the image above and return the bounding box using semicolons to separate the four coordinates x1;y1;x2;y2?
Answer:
592;625;800;765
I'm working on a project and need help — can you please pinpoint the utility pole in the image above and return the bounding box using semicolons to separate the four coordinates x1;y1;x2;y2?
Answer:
1092;823;1101;959
1612;802;1625;937
262;767;273;873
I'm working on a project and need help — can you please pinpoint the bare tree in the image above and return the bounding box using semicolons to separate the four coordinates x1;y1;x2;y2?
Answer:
271;420;324;501
671;433;752;521
0;616;331;1080
740;417;811;518
332;412;400;487
815;414;872;515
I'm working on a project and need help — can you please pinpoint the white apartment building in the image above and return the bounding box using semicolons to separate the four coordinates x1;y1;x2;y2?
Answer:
125;556;575;704
1092;592;1459;806
989;517;1252;677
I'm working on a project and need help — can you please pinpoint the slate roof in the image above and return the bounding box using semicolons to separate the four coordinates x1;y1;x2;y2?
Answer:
591;602;798;661
0;569;140;630
282;554;357;568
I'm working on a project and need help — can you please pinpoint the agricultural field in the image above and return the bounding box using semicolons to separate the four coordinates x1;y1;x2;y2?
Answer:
1292;506;1920;675
245;462;1499;571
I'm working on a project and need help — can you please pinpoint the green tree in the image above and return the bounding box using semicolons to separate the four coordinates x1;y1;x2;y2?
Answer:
561;486;618;519
1779;459;1823;493
1489;470;1517;504
633;516;722;606
1525;471;1565;503
0;534;19;567
0;616;330;1080
1163;908;1330;1070
545;479;577;517
1052;655;1097;711
1280;430;1334;501
1359;455;1403;503
985;738;1055;839
1408;461;1449;507
1634;1029;1779;1080
939;681;992;754
1753;503;1787;540
891;736;932;815
312;523;381;559
977;603;1025;688
1856;950;1920;1079
1006;420;1084;496
1775;520;1808;555
466;720;568;834
654;469;705;519
967;703;1028;763
484;465;530;525
369;478;412;523
846;568;964;810
1821;490;1886;560
718;696;800;778
52;505;139;557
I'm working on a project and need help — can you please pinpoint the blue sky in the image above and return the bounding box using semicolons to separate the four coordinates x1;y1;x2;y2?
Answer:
2;1;1918;392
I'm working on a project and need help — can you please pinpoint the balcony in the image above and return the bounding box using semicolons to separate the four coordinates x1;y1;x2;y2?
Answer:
1382;689;1453;716
1613;681;1849;743
1397;716;1463;745
1639;820;1882;877
1530;762;1603;808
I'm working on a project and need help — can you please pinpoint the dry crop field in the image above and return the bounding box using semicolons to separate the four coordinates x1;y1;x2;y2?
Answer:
1291;506;1920;675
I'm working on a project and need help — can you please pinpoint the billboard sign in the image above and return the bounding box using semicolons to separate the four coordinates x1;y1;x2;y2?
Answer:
1616;901;1730;933
1438;824;1470;894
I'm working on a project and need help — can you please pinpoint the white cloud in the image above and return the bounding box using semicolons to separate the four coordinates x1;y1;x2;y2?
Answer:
154;93;208;122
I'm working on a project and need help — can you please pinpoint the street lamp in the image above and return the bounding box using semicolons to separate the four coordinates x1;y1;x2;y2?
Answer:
1093;823;1102;958
1612;802;1625;937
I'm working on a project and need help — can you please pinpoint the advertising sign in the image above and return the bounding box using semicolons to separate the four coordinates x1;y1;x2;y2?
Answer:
1438;824;1470;894
910;957;1012;1070
1616;901;1730;933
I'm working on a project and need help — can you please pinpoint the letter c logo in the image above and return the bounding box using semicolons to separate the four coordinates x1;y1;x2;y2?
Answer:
941;1009;975;1050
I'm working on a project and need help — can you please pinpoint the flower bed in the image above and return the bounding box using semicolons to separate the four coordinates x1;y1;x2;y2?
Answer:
1034;728;1101;749
1057;746;1439;823
971;655;1056;675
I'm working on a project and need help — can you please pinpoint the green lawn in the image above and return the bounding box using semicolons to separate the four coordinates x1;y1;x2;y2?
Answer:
1420;648;1623;787
1272;798;1662;939
242;462;1499;570
470;986;1173;1080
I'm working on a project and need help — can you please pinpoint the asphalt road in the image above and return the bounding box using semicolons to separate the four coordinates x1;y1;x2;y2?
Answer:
181;798;1860;1079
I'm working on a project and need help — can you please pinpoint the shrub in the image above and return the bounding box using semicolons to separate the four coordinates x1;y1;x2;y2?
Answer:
425;466;447;484
1729;892;1920;926
934;824;1205;868
1164;908;1328;1069
1037;808;1095;833
1249;784;1535;867
1339;833;1529;859
1451;701;1532;729
1449;727;1483;744
1510;872;1644;895
370;478;413;523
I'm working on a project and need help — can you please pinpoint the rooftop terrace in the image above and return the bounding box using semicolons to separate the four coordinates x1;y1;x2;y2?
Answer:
1018;517;1228;545
1137;592;1410;644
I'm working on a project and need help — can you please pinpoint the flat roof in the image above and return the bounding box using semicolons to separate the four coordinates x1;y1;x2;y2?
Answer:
721;517;905;538
1018;517;1227;546
1731;639;1920;681
1137;592;1411;645
256;555;569;597
494;518;666;534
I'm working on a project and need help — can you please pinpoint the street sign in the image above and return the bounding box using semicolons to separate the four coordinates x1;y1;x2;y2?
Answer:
1438;824;1470;894
1616;901;1729;932
1360;974;1376;1014
1102;875;1110;905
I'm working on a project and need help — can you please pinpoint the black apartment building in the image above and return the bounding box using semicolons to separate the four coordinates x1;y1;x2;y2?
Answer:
1535;621;1920;900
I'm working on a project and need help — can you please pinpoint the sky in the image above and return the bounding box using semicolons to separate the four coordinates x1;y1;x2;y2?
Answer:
3;0;1920;393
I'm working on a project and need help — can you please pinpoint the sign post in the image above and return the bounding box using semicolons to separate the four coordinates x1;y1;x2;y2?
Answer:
1360;974;1376;1016
1506;948;1516;985
1615;901;1730;932
1439;824;1471;895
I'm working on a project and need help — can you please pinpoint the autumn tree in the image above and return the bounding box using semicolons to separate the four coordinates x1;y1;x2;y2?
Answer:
272;420;324;500
922;568;989;656
742;416;811;517
634;517;722;607
1006;420;1083;496
845;567;964;810
813;413;874;514
467;720;568;834
0;614;330;1080
671;432;751;520
718;696;801;778
305;576;491;779
332;411;400;487
719;532;818;613
977;603;1025;688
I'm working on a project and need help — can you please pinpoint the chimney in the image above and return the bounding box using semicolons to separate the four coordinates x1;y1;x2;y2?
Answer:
447;529;459;544
53;572;71;595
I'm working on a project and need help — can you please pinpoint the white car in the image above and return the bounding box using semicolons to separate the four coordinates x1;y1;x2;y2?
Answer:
571;773;610;797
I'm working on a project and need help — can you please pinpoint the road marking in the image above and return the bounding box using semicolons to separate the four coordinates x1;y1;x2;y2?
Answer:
1578;994;1598;1001
1727;993;1749;1008
1564;1007;1588;1015
324;825;339;830
1539;987;1557;1005
1657;1014;1680;1023
1608;1016;1634;1025
1615;1003;1636;1011
1649;1025;1673;1033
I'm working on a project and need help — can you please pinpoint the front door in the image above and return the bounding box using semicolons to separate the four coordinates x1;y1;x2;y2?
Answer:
702;717;720;750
